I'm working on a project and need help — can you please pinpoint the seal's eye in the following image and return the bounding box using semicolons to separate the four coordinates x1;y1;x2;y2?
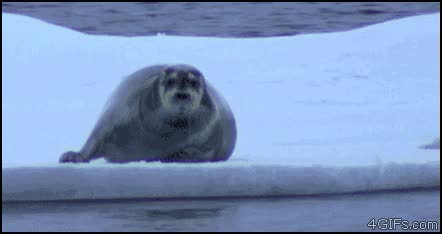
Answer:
166;80;175;87
190;80;199;88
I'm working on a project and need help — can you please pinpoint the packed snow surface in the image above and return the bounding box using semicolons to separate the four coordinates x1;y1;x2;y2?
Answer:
2;13;439;201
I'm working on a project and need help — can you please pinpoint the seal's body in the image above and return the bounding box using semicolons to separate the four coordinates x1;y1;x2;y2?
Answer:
60;64;236;163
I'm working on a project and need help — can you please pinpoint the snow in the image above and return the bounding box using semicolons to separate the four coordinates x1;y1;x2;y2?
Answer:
2;163;440;201
2;13;440;201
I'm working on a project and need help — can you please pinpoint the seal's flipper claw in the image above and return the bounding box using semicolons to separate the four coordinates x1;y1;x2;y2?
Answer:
59;151;89;163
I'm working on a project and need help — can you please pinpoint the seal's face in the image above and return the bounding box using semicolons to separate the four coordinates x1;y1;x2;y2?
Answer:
158;66;205;115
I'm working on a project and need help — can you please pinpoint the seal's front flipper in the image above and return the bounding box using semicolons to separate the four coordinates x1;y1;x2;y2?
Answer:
160;150;187;162
160;147;215;163
59;151;90;163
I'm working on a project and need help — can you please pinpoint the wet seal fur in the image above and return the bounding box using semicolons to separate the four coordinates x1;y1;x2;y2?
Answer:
60;64;237;163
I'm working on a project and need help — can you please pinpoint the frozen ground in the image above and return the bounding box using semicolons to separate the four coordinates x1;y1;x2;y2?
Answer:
1;13;440;201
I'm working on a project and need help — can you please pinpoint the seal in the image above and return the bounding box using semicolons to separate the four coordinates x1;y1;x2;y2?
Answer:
59;64;237;163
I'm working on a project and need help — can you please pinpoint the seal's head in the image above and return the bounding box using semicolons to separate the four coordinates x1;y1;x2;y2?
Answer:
158;65;206;115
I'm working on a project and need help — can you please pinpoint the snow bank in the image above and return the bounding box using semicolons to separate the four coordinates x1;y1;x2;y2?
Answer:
2;162;439;201
2;13;439;201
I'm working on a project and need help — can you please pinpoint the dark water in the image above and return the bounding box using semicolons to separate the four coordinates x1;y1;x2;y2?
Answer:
2;2;440;37
3;190;440;232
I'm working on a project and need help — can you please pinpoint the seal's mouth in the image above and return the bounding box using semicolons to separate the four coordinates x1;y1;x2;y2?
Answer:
174;92;191;102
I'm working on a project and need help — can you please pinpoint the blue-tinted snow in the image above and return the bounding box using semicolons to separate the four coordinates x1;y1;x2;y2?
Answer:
1;13;439;201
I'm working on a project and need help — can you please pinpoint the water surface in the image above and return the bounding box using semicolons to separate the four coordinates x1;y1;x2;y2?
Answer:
2;2;439;37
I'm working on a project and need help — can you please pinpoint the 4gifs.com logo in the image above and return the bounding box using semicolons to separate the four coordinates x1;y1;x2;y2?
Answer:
367;218;439;231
